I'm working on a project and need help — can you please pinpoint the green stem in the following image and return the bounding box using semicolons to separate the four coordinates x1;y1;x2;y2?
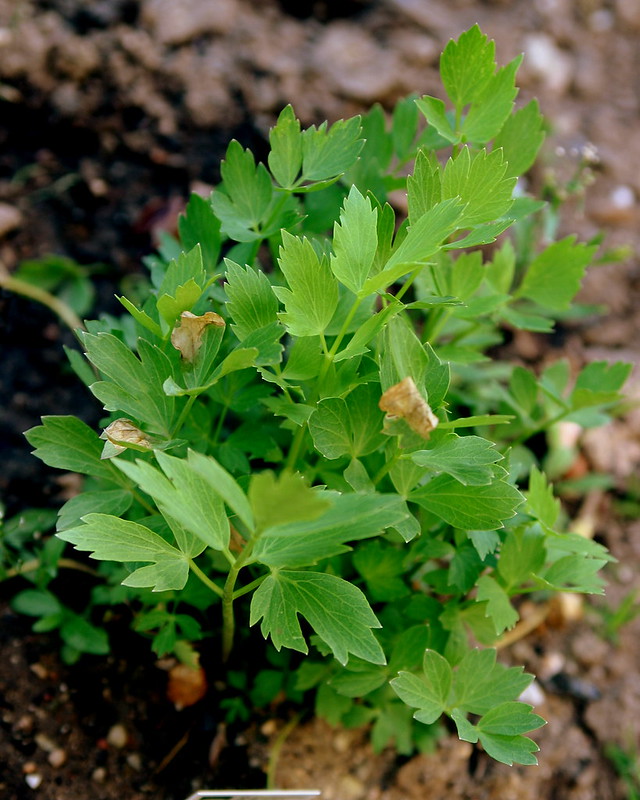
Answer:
285;421;307;471
170;395;197;439
221;542;255;662
211;402;230;447
266;712;303;789
509;410;570;448
2;557;99;581
395;267;421;303
0;267;86;343
232;573;267;600
372;445;401;486
188;558;224;598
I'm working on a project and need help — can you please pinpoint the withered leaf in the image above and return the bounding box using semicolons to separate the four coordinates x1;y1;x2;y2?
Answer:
379;377;438;439
100;418;152;458
171;310;225;362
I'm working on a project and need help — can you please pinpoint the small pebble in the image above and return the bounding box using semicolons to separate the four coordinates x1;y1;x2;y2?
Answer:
22;762;38;775
106;723;128;749
25;774;43;789
92;767;107;784
126;752;142;771
48;748;67;768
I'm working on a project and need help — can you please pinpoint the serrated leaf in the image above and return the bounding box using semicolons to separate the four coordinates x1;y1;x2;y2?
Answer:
497;526;546;590
517;237;597;311
334;302;401;363
216;139;274;228
441;147;516;227
441;25;496;110
462;56;522;144
250;570;385;665
407;149;442;222
477;730;540;766
268;104;303;188
329;659;388;698
415;96;457;144
309;383;385;460
509;366;538;416
353;540;409;602
252;493;410;568
274;232;339;337
25;416;117;481
411;475;524;530
537;555;607;594
476;575;518;635
301;116;363;183
411;434;502;486
58;513;188;591
367;199;463;294
493;99;545;177
391;650;452;725
249;471;330;531
57;489;133;532
178;193;221;273
452;649;532;715
526;467;560;528
330;185;378;295
224;259;279;340
115;452;230;551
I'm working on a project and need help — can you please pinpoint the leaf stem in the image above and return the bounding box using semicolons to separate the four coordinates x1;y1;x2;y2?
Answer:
221;542;255;661
2;557;99;581
188;558;224;598
232;573;267;600
266;712;303;789
0;264;86;343
170;395;198;439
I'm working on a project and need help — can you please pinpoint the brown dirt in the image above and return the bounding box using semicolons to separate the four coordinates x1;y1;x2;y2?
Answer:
1;1;640;799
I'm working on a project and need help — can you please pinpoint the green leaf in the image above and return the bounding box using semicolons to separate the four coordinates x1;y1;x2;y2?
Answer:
268;104;303;188
411;475;524;530
214;140;273;232
25;416;116;481
497;526;546;590
329;661;388;698
415;96;457;144
476;575;519;635
57;489;133;532
526;467;560;528
462;56;522;144
442;148;516;227
570;360;632;410
391;650;453;725
493;100;545;177
353;540;409;601
407;149;441;222
301;116;363;184
249;471;330;531
61;614;110;655
58;513;189;591
367;199;463;293
115;452;230;552
308;383;385;460
517;237;597;311
178;193;221;273
224;259;279;340
252;493;410;568
537;555;607;594
452;648;532;715
509;366;538;416
441;25;496;111
334;302;401;363
274;232;339;337
250;570;385;665
410;434;502;486
477;729;540;766
330;185;378;295
12;589;62;617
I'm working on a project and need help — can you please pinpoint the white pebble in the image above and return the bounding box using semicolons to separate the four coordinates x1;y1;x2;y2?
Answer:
25;774;43;789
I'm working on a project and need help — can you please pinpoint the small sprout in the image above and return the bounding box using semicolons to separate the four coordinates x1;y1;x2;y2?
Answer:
100;418;152;459
379;377;438;439
171;310;225;362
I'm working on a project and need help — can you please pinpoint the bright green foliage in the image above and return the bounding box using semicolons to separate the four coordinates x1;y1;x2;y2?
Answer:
21;26;630;769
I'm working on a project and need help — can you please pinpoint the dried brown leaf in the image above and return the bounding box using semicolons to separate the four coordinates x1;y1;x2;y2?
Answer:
379;376;438;439
101;418;152;456
171;310;225;362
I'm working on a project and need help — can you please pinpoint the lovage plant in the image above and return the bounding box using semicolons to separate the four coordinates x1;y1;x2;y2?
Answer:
25;26;629;766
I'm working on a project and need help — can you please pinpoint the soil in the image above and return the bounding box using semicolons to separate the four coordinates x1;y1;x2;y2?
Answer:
1;1;640;799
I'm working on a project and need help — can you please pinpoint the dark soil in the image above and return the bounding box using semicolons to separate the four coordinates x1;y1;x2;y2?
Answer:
1;1;640;798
